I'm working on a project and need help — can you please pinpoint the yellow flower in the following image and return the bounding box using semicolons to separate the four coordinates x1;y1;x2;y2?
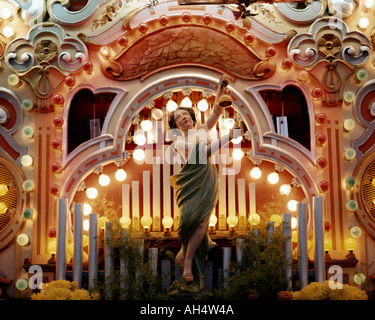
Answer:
69;288;91;300
91;291;101;300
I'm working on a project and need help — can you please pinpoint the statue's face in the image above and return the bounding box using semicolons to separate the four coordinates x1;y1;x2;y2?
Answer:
174;109;194;132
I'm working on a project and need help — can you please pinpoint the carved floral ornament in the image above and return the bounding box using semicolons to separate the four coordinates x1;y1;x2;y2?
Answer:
5;23;89;112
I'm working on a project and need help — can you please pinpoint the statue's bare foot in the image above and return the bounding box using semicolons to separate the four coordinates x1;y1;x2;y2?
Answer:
175;248;185;266
183;269;194;282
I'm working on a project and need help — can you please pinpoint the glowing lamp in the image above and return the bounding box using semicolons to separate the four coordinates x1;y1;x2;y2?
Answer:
279;184;291;196
358;17;369;29
151;108;163;120
344;148;356;161
115;168;127;182
141;215;153;230
353;273;366;285
287;200;298;212
99;46;110;58
0;202;7;214
21;155;33;167
270;214;281;227
133;133;146;146
83;203;92;216
83;219;90;232
346;200;358;211
356;69;368;82
23;180;34;192
291;230;298;243
48;238;57;254
166;99;178;112
343;119;355;132
98;216;109;229
345;176;356;189
232;136;242;144
23;126;34;138
324;238;333;251
1;8;12;20
133;149;145;162
345;238;357;251
364;0;374;9
16;279;28;291
248;213;260;226
209;214;217;227
7;74;19;86
350;226;362;238
0;184;8;196
140;120;153;132
162;216;174;229
180;96;192;108
291;217;297;229
98;173;110;187
120;216;131;229
223;118;235;130
250;166;262;179
267;172;279;185
197;99;209;112
83;235;89;247
86;187;98;199
232;149;244;160
343;91;355;104
17;234;30;246
227;215;238;228
3;26;14;38
23;208;33;219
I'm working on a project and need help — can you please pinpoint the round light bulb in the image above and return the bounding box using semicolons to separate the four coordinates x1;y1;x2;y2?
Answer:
227;215;238;228
267;172;279;184
86;187;98;199
98;173;110;187
343;91;355;103
23;180;34;192
140;120;153;132
48;238;57;253
232;149;244;160
180;96;192;108
232;136;242;144
358;17;369;29
166;99;178;112
365;0;374;9
21;155;33;167
23;126;34;138
346;200;358;211
0;202;7;214
345;237;357;251
344;148;356;161
343;119;355;131
162;216;174;229
120;216;131;229
83;203;92;216
223;118;235;130
83;219;90;232
291;217;297;229
22;99;33;111
287;200;298;212
291;230;298;243
1;8;12;19
16;279;28;291
209;214;217;227
197;99;208;112
98;216;109;229
345;176;356;189
0;184;8;196
279;184;291;196
324;238;333;251
3;26;14;38
99;46;110;57
250;167;262;179
115;168;127;182
17;234;30;246
353;273;366;285
151;108;163;120
133;132;146;146
350;226;362;238
133;149;145;162
270;214;282;227
141;215;153;229
248;213;260;226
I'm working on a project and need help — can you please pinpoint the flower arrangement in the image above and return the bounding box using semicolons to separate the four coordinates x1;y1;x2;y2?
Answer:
292;281;368;300
30;280;100;300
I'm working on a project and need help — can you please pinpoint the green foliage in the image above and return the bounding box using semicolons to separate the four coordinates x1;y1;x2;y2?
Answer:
215;226;290;300
257;194;285;227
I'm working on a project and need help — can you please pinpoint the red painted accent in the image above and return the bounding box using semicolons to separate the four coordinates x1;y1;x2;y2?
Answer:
247;114;254;127
137;92;151;104
280;155;293;165
85;158;99;168
121;116;129;129
66;177;76;193
118;36;128;46
303;175;312;188
0;135;20;160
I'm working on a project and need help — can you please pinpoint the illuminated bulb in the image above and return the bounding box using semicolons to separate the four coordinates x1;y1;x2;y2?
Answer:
83;203;92;216
48;238;57;253
365;0;374;9
21;155;33;167
180;96;192;108
133;132;146;146
279;184;291;196
115;168;127;182
17;234;30;246
270;214;281;227
324;238;333;251
248;213;260;226
291;217;297;229
3;26;14;38
133;149;145;162
250;166;261;180
209;214;217;227
162;216;174;229
140;120;153;132
356;69;368;82
350;226;362;238
232;136;242;144
98;173;110;187
23;180;34;192
287;200;298;212
1;8;12;19
346;200;358;211
7;74;19;86
99;46;110;57
0;184;8;196
343;91;355;104
197;99;208;112
86;187;98;199
227;215;238;228
83;235;89;247
23;126;34;138
353;273;366;285
16;279;28;291
267;172;279;184
120;216;131;229
344;148;356;161
345;176;356;189
151;108;163;120
291;230;298;243
345;238;357;251
98;216;109;229
232;149;244;160
343;119;355;132
22;99;33;111
83;219;90;232
223;118;235;130
166;99;178;112
0;202;7;214
141;215;153;229
358;17;369;29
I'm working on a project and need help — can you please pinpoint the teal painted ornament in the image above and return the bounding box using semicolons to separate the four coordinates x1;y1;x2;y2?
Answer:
346;200;358;211
350;226;362;238
345;176;355;189
16;279;28;291
353;273;366;285
22;99;33;111
23;208;33;219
